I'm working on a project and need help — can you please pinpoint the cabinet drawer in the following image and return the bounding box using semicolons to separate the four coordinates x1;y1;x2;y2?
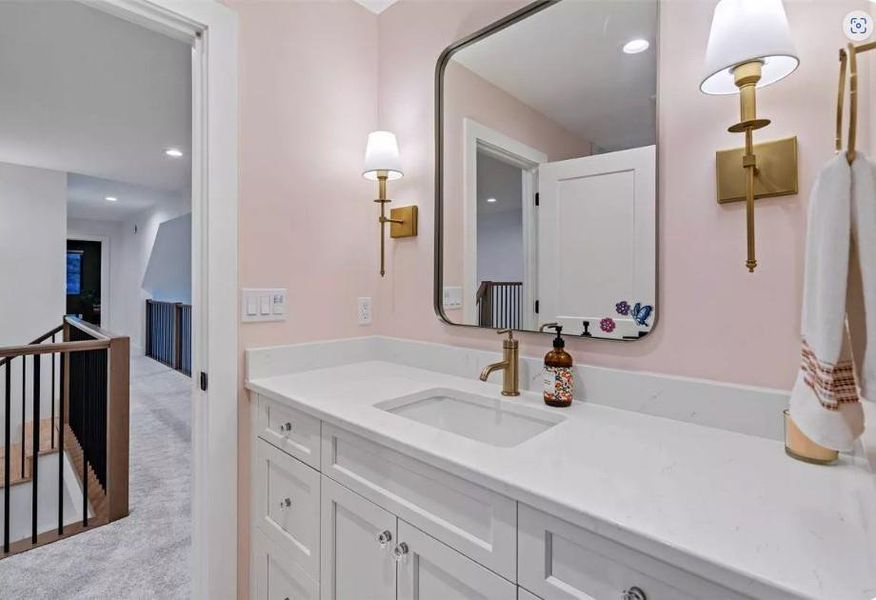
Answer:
321;423;517;581
518;505;747;600
251;529;319;600
257;394;321;468
253;439;320;579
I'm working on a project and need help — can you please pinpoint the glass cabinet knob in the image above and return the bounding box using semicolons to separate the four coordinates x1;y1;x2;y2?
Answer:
278;497;292;509
622;587;647;600
377;530;393;547
279;422;292;433
392;542;409;562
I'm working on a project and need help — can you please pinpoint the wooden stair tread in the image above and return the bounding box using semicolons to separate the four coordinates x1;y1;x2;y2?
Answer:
0;419;61;489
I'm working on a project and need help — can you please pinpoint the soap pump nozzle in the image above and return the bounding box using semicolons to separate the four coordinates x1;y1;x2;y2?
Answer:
547;324;565;348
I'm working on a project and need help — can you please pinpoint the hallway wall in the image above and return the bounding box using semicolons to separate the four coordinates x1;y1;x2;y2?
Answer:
0;161;66;346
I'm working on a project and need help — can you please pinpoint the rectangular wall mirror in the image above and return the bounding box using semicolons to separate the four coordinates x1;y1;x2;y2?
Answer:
435;0;658;341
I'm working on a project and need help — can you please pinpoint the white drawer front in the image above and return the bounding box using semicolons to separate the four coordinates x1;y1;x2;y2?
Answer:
257;394;321;468
518;505;748;600
254;439;320;579
252;529;319;600
321;423;517;581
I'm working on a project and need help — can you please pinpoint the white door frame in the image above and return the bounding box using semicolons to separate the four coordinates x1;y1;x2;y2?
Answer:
462;118;545;329
65;232;112;329
83;1;239;598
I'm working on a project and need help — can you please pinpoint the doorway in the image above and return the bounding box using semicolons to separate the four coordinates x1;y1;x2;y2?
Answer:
66;240;102;326
0;0;238;597
463;119;546;330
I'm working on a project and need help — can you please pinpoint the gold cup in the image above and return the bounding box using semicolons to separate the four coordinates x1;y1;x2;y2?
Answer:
783;410;839;465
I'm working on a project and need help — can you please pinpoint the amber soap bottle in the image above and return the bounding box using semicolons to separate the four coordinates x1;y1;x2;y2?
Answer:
543;325;573;407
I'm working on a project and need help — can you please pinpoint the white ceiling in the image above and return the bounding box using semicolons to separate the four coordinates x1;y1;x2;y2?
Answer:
0;1;191;200
67;173;182;222
453;0;658;152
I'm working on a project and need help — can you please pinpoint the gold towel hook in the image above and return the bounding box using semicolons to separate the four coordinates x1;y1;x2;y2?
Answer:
848;43;859;165
841;41;876;165
836;48;847;154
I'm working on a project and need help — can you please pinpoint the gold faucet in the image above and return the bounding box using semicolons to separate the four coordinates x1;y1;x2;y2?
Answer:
479;329;519;396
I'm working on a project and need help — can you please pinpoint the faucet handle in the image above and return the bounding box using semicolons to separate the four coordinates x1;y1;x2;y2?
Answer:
497;329;518;348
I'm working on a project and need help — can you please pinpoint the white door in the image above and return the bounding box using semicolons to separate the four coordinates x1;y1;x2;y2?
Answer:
537;146;656;338
396;520;516;600
320;476;397;600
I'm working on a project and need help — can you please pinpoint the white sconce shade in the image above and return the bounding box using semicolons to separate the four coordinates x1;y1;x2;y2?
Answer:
701;0;798;95
363;131;403;180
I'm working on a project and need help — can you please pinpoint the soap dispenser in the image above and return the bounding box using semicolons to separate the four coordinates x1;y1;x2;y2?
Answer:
543;325;573;407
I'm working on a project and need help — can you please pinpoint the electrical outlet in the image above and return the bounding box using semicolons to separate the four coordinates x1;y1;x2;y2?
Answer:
357;297;372;325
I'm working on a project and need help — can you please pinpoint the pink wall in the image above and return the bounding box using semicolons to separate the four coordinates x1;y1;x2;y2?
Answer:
376;0;871;391
229;1;379;594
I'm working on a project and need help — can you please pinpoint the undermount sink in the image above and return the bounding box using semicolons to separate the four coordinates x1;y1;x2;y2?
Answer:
376;388;565;447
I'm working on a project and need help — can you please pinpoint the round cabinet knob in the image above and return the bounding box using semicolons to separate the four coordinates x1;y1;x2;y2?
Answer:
622;586;647;600
377;530;393;547
279;422;293;433
279;497;292;509
392;542;409;562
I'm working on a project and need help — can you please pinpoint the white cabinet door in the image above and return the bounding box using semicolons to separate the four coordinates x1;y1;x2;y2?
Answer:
537;145;656;338
251;529;319;600
321;475;397;600
397;520;516;600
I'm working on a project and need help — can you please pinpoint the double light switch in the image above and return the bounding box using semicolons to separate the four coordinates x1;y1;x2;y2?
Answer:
242;288;287;322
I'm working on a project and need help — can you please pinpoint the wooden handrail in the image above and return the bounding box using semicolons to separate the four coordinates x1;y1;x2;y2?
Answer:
65;316;115;341
0;339;110;360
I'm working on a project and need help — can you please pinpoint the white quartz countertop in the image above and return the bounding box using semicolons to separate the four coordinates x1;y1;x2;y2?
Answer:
247;360;876;600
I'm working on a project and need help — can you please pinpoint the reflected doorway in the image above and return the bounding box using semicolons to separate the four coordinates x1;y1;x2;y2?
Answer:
66;239;102;326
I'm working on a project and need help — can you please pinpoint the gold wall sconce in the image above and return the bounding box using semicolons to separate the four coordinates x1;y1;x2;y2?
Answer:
362;131;418;277
701;0;800;273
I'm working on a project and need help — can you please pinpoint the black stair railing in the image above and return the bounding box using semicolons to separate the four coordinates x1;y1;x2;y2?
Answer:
145;300;192;377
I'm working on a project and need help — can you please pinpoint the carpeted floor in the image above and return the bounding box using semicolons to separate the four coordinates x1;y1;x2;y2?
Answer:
0;355;193;599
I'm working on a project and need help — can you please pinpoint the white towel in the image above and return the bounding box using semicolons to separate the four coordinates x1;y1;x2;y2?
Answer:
789;153;876;451
851;156;876;401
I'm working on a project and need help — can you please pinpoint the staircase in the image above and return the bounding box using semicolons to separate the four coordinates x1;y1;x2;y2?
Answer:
62;424;107;519
0;419;60;489
0;316;129;558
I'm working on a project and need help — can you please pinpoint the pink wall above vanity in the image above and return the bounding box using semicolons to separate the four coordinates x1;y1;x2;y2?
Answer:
375;0;872;391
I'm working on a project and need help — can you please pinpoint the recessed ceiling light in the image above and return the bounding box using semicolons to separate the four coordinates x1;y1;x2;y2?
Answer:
623;39;650;54
105;196;118;202
165;148;184;158
486;197;497;203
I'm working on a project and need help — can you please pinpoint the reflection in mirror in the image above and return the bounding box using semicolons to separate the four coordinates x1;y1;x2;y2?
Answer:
438;0;658;341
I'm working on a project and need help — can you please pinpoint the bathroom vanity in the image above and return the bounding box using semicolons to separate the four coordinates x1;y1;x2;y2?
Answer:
245;338;876;600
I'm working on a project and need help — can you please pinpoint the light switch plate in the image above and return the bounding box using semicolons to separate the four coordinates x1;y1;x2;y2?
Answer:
242;288;287;323
443;286;463;310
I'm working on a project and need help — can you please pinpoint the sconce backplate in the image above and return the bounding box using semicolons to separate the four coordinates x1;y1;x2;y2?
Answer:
390;205;418;238
716;136;798;204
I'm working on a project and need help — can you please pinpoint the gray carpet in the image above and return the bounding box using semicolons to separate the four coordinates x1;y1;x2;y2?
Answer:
0;356;193;599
